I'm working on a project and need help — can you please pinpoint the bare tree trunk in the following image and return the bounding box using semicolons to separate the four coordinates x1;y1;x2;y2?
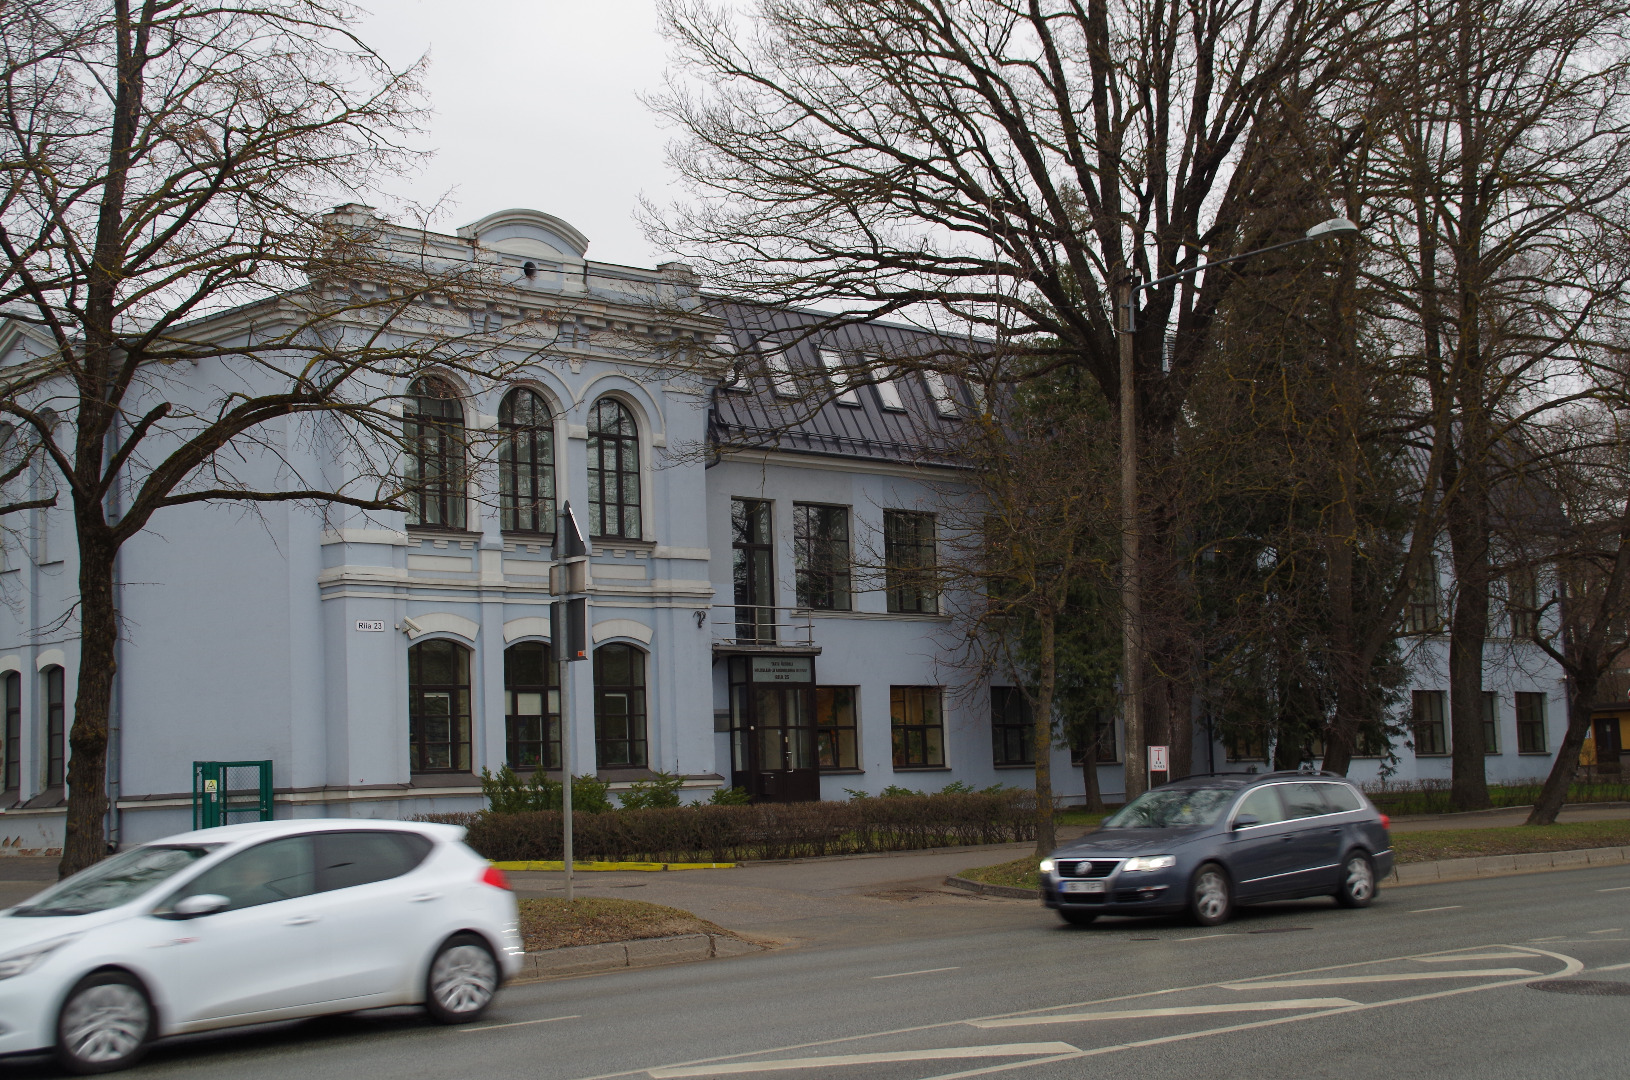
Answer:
1080;741;1104;812
1033;616;1058;856
60;536;116;877
1446;460;1492;810
1528;668;1595;826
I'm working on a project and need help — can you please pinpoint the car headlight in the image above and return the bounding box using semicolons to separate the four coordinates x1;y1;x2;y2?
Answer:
0;935;77;980
1038;859;1054;875
1122;855;1177;872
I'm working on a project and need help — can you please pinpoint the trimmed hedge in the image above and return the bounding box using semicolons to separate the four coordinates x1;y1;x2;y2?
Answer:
429;790;1038;863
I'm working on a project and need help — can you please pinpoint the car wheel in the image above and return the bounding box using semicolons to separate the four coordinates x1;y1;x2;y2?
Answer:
1189;863;1232;927
425;933;500;1024
1335;849;1376;908
1058;909;1098;927
55;970;153;1075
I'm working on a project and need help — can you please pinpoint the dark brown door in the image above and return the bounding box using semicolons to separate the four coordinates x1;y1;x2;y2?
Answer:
1595;717;1624;772
731;683;820;802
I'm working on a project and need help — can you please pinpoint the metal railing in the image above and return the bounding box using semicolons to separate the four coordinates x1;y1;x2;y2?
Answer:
714;605;815;647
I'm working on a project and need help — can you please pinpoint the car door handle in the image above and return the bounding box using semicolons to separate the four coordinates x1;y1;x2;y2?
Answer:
410;892;443;903
285;914;321;926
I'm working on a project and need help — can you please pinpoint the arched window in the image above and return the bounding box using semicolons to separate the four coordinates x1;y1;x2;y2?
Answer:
593;643;647;768
504;641;559;768
404;376;466;530
42;665;64;788
2;671;19;794
587;397;641;539
498;388;555;533
408;640;472;773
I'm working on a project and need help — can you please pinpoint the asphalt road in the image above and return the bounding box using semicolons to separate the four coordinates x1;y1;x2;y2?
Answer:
9;864;1630;1080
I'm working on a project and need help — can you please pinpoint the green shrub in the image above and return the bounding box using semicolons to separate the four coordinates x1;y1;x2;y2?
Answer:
620;770;685;810
479;766;613;814
708;785;753;805
461;789;1039;863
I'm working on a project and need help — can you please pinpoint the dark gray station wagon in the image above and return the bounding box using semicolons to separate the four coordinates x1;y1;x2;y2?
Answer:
1041;773;1393;927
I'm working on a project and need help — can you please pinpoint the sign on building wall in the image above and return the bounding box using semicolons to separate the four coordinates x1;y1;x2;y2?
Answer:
355;620;386;633
751;657;814;683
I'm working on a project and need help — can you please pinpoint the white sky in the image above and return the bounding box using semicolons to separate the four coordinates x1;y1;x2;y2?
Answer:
357;1;682;269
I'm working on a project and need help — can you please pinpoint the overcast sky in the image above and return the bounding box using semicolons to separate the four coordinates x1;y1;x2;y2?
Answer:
357;1;682;269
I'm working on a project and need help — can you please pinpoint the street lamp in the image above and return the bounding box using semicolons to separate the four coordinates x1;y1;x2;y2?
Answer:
1115;216;1359;800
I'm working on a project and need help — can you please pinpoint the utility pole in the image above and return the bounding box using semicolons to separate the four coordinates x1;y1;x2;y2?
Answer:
551;502;589;901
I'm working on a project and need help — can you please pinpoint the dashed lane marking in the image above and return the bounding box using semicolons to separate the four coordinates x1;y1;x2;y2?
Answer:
1597;886;1630;892
1221;968;1538;990
1412;953;1534;962
462;1014;581;1032
873;967;961;979
648;1043;1079;1077
1590;929;1624;934
966;999;1358;1027
1179;934;1233;942
1409;905;1464;913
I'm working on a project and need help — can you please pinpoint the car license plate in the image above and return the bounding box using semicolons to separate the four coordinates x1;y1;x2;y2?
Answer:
1062;880;1106;894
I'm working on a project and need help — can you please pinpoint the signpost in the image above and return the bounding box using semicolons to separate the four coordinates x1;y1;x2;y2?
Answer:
552;502;589;901
1148;744;1169;791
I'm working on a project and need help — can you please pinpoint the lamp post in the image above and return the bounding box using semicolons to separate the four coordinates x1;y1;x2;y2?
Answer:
1117;216;1359;801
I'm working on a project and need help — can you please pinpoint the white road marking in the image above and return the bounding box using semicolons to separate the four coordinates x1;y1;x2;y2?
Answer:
462;1014;581;1032
1592;961;1630;972
1597;886;1630;892
1412;953;1534;962
1590;929;1624;934
873;967;961;979
1409;905;1464;913
967;999;1358;1027
1222;968;1538;990
1179;934;1233;942
648;1043;1079;1077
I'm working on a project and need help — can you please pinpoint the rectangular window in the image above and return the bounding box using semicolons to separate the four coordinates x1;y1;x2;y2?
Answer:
891;686;944;767
44;666;65;787
1403;561;1442;634
921;371;960;417
2;670;18;793
818;350;861;406
874;373;906;411
815;686;859;769
1225;727;1268;762
794;504;851;611
764;349;799;398
1507;567;1539;639
1412;690;1449;756
1483;691;1501;754
884;510;938;614
732;498;775;644
1070;711;1120;764
1516;692;1548;754
991;687;1034;766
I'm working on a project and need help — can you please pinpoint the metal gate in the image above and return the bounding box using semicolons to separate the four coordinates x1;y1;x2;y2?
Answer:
191;760;274;829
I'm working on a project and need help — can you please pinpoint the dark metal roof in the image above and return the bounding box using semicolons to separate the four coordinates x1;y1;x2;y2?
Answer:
706;300;984;467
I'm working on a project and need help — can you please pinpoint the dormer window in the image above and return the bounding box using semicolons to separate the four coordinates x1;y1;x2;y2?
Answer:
818;350;861;406
764;348;799;398
922;371;960;417
875;373;906;411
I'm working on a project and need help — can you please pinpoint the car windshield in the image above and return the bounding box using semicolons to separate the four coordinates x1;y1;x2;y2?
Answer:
1101;787;1236;829
9;844;219;917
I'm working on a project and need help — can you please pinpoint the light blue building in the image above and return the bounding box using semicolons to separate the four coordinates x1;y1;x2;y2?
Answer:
0;208;1571;853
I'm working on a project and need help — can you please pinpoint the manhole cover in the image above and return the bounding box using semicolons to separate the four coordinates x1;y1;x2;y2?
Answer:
1249;927;1312;935
1528;980;1630;996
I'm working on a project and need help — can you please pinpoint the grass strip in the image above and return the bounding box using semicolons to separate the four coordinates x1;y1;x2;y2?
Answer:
518;896;737;952
957;818;1630;893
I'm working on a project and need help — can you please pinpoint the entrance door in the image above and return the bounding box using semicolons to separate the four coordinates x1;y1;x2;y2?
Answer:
1595;717;1624;773
729;656;820;801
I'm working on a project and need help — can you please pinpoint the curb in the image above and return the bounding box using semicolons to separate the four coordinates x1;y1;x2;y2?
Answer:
946;844;1630;900
509;933;765;983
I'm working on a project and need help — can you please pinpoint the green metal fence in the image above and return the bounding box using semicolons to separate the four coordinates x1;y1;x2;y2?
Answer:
191;760;274;829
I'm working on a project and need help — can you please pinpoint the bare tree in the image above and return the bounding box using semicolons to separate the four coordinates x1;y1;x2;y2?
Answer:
0;1;559;875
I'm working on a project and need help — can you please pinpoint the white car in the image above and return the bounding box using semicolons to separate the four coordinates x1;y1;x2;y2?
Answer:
0;819;523;1074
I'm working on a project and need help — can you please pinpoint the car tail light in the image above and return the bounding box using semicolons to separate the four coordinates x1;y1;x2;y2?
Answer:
480;865;511;890
1379;814;1391;831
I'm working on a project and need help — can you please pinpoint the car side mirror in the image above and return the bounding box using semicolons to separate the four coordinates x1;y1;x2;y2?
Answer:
1232;814;1260;831
170;893;230;919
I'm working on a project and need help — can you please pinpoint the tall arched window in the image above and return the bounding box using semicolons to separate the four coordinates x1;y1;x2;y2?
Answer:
42;665;64;788
408;640;472;773
498;388;555;533
404;376;466;529
504;642;559;768
587;397;641;539
2;671;19;795
593;644;648;768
